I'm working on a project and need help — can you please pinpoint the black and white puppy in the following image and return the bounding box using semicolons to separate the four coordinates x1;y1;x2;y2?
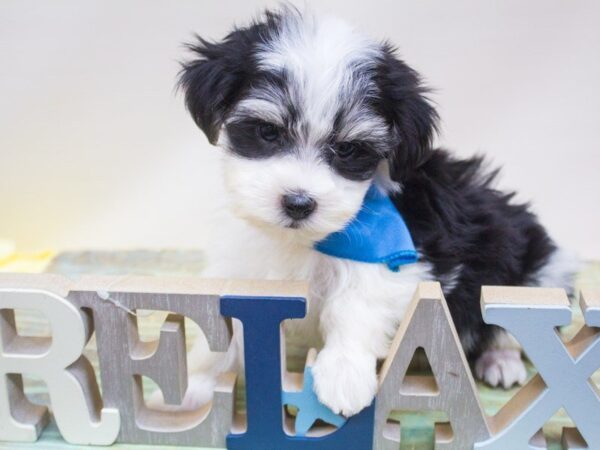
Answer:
175;7;578;416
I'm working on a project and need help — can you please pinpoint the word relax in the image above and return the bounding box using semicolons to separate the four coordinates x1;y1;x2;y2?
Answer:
0;274;598;450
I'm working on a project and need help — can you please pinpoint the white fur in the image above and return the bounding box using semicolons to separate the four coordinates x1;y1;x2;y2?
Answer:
190;218;434;416
475;348;527;389
531;247;581;291
474;329;524;389
373;160;403;194
255;9;386;149
220;151;371;241
228;98;288;127
153;207;433;416
439;263;463;295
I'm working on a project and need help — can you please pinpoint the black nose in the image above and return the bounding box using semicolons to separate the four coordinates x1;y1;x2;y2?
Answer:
282;192;317;221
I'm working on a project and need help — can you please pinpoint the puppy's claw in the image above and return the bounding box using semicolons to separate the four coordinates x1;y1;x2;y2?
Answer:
475;349;527;389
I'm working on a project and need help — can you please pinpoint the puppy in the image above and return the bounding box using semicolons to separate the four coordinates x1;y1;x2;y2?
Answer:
171;7;578;417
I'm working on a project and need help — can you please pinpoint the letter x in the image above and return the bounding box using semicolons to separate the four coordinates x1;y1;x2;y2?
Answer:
476;287;600;450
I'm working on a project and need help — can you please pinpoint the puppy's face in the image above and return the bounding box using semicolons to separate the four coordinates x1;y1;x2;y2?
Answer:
180;9;437;242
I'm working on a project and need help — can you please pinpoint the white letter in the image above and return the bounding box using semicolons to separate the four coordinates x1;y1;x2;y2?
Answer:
0;289;120;444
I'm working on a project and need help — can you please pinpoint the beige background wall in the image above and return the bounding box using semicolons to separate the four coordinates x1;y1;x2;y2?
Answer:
1;0;598;258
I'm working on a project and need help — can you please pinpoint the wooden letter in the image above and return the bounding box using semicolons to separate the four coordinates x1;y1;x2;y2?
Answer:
222;294;376;450
373;282;491;450
68;276;235;447
476;287;600;450
0;288;120;445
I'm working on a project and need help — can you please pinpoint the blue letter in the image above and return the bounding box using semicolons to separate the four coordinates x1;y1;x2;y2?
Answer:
221;295;375;450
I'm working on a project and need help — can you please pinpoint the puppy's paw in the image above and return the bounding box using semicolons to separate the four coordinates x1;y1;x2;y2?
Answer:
147;373;216;411
475;348;527;389
311;348;377;417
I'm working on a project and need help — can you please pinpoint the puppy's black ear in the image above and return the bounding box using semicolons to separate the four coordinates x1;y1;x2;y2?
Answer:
178;29;259;144
374;45;439;181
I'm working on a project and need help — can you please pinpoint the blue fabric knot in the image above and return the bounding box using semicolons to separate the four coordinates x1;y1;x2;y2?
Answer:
314;185;418;271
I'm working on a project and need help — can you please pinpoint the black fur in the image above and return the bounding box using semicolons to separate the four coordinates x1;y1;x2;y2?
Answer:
373;41;561;357
373;44;440;183
324;140;385;181
392;150;557;357
178;12;282;144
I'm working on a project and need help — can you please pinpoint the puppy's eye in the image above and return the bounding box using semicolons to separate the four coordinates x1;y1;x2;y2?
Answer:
258;123;281;142
336;142;357;159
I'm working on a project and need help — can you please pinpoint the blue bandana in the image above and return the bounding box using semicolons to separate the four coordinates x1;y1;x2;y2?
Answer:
314;185;418;271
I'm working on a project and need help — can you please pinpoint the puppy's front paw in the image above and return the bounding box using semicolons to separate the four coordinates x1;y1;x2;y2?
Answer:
311;348;377;417
475;348;527;389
